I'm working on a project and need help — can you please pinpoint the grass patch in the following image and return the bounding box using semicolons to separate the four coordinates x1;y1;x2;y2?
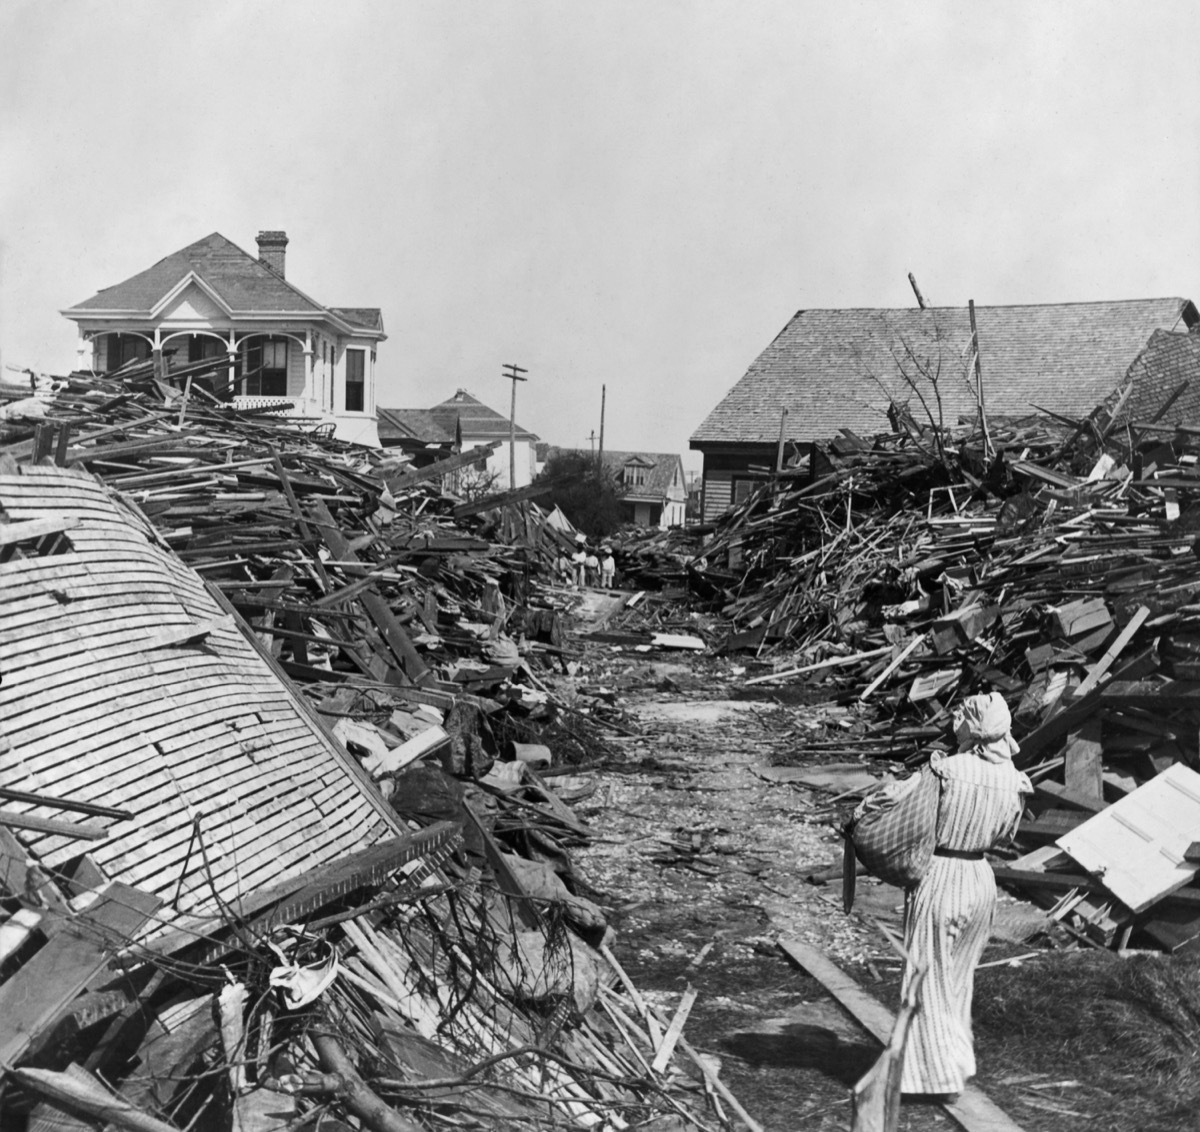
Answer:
974;949;1200;1130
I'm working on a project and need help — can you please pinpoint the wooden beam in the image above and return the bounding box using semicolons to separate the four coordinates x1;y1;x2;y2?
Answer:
0;811;109;840
308;499;431;685
1062;720;1103;802
383;443;500;493
778;937;1027;1132
451;478;559;518
0;883;161;1067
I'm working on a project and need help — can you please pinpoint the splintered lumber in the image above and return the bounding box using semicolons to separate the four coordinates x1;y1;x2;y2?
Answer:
0;811;109;840
0;883;162;1066
11;1064;181;1132
852;967;926;1132
451;477;558;518
384;442;499;492
743;645;892;686
778;938;1026;1132
650;984;698;1073
1074;605;1150;697
308;498;430;684
859;635;925;701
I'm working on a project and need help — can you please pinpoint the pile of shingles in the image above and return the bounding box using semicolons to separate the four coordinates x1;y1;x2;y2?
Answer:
0;371;744;1131
699;406;1200;954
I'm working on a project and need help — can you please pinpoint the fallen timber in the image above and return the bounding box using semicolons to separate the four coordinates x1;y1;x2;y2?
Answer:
0;370;736;1131
695;400;1200;955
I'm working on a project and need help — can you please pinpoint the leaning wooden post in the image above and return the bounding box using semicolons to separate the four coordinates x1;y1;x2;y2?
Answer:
968;299;993;461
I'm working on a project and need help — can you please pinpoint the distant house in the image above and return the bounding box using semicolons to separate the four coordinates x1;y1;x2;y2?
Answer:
547;448;687;528
377;407;455;453
690;299;1199;522
428;389;539;490
61;231;386;446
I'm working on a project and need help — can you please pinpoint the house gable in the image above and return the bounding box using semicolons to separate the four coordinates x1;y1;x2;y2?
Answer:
152;274;233;322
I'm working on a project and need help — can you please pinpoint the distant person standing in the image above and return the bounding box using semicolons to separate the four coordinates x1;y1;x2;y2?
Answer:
571;535;588;587
599;546;616;588
584;548;599;587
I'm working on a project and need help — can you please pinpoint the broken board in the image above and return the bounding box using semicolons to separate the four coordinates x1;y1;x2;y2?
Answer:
1056;762;1200;913
778;937;1025;1132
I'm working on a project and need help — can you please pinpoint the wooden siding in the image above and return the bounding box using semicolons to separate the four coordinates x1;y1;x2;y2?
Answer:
0;465;398;936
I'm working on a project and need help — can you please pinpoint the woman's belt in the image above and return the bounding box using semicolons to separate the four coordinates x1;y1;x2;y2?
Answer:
933;847;986;860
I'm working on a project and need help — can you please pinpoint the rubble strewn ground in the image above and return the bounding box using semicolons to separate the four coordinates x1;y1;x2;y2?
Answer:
7;365;1200;1130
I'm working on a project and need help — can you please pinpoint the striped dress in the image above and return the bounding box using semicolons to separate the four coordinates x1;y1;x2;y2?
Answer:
899;751;1031;1095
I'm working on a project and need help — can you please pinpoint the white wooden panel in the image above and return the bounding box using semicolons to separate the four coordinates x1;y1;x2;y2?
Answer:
1057;763;1200;913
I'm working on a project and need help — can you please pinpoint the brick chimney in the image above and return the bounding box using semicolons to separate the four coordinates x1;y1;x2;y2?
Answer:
256;230;288;277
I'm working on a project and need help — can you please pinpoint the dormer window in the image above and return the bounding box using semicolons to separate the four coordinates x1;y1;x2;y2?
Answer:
622;456;653;487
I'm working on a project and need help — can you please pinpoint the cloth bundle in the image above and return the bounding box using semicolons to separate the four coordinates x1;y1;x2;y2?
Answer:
845;764;941;901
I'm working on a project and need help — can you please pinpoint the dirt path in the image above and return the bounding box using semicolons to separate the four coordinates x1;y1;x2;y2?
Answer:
571;666;962;1132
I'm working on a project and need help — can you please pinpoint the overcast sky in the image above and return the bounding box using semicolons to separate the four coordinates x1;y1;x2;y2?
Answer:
2;1;1197;468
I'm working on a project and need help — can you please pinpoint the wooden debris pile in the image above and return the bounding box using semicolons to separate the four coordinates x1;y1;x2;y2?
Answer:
0;377;740;1130
703;405;1200;953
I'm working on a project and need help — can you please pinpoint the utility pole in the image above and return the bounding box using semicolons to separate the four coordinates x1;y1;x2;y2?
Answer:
502;363;528;489
908;272;928;309
598;384;606;466
587;429;598;456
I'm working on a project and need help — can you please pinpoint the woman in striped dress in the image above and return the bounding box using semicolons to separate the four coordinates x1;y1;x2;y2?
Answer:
900;692;1032;1099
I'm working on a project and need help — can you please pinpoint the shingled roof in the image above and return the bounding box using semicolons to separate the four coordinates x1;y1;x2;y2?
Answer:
546;447;683;502
376;407;454;444
63;232;384;336
1110;329;1200;430
429;389;539;442
691;299;1198;447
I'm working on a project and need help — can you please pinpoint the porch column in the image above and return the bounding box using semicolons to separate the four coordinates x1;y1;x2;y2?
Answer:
226;330;238;397
152;328;163;380
76;332;96;373
302;330;315;405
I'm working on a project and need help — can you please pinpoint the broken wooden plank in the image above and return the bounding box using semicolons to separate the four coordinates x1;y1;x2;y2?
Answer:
1073;606;1150;697
15;1064;181;1132
650;984;698;1074
309;498;430;684
1062;719;1103;802
0;811;109;840
0;883;162;1067
384;443;500;492
0;515;80;545
1032;780;1108;814
778;937;1026;1132
859;635;925;701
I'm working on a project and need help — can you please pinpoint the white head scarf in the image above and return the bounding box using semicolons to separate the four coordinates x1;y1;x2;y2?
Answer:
952;692;1019;763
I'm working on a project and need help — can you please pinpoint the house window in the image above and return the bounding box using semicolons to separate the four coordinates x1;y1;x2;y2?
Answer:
241;337;288;397
623;463;646;487
184;336;230;399
345;349;365;412
732;476;764;505
106;334;151;372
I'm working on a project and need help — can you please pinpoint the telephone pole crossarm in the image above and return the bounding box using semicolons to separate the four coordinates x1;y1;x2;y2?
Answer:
502;363;529;490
